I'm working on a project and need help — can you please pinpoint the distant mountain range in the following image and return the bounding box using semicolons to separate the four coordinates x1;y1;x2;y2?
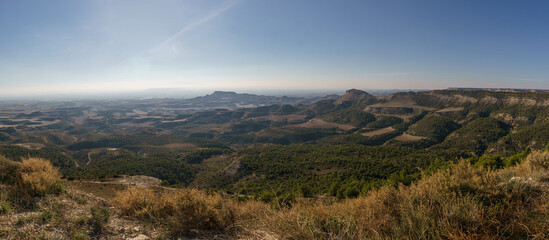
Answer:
187;91;339;109
447;87;549;92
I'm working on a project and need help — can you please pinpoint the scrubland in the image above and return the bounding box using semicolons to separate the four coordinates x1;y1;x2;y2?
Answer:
112;151;549;239
1;150;549;239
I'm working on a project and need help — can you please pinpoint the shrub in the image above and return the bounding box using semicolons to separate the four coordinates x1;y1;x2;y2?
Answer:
504;147;531;167
113;187;238;237
75;215;87;225
259;191;275;203
48;182;64;195
0;156;63;209
71;230;91;240
520;151;549;178
69;194;88;204
40;210;53;223
89;207;111;234
298;185;313;198
17;157;62;196
0;201;13;215
343;187;360;198
472;155;504;169
160;180;170;186
0;155;19;184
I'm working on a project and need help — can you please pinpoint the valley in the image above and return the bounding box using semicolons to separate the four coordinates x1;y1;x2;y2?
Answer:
2;88;549;239
1;89;549;197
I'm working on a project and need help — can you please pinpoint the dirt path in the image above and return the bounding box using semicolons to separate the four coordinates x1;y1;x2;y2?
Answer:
86;152;92;166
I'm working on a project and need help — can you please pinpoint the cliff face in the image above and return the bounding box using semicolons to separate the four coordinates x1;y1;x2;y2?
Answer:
374;90;549;110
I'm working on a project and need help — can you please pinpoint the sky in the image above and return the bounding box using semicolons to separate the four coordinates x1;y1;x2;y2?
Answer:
1;0;549;98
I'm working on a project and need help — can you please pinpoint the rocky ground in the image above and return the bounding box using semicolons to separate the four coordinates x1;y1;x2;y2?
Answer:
0;176;165;240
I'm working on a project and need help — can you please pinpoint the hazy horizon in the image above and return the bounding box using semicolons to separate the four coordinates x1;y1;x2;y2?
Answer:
0;87;429;101
2;0;548;98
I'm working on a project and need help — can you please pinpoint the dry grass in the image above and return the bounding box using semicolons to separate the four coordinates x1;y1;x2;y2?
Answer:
239;152;549;239
291;118;356;131
394;133;428;141
111;152;549;239
18;157;62;195
361;127;395;137
0;156;62;209
112;187;239;236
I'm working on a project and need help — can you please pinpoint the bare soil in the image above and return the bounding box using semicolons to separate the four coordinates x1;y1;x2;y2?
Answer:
395;133;427;141
370;112;413;120
252;114;307;122
435;107;465;113
13;143;45;150
361;127;395;137
290;118;356;131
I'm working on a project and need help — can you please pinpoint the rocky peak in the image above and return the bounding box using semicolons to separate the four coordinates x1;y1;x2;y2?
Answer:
334;89;375;105
210;91;239;98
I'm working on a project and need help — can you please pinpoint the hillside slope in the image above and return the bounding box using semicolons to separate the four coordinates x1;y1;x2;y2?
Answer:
5;150;548;239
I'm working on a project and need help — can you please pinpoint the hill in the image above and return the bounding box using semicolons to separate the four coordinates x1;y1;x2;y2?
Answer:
333;89;377;106
2;88;549;196
2;148;548;239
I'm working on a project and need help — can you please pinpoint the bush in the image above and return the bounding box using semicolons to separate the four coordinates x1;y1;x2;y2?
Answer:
504;147;531;167
89;207;111;233
298;185;313;198
0;202;13;215
40;210;53;223
259;191;274;203
71;230;91;240
0;156;63;209
17;157;62;196
344;187;360;198
522;151;549;174
160;180;170;186
0;155;19;184
113;187;238;237
472;155;504;169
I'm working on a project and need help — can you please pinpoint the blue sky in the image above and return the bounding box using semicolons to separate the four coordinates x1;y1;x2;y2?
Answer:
1;0;548;97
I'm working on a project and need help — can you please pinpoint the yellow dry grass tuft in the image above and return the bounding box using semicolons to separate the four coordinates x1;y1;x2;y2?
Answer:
18;157;62;195
0;156;63;209
113;187;239;236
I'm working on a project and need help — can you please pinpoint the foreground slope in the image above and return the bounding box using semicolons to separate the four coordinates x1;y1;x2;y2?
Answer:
2;148;549;239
